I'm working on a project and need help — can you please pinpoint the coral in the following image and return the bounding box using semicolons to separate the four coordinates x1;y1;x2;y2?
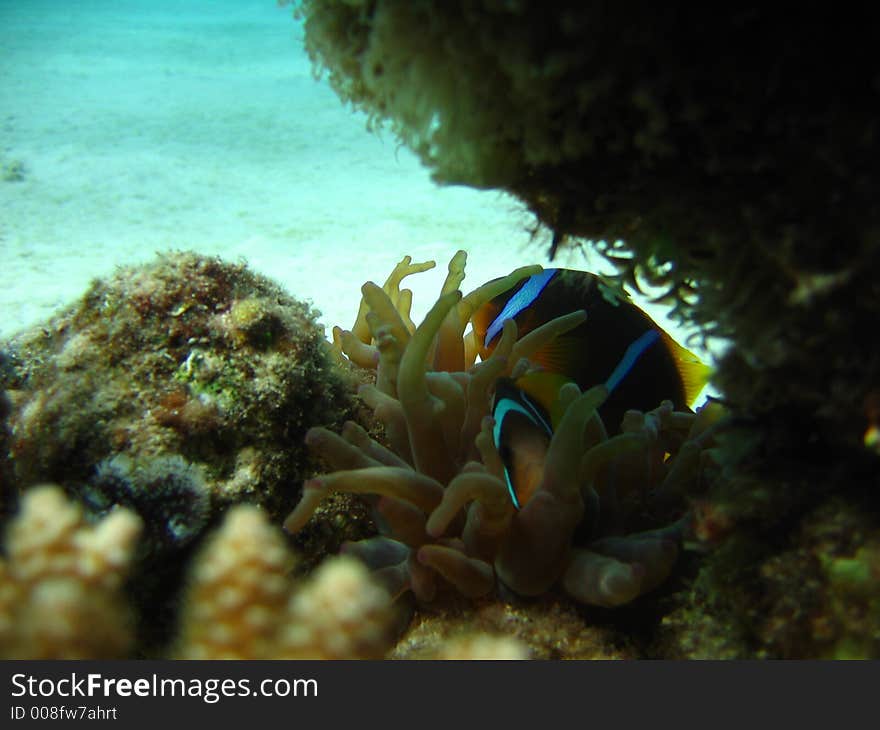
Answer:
2;487;621;659
285;253;721;610
2;251;355;527
741;499;880;659
0;489;396;659
175;504;395;659
0;485;142;659
282;551;395;659
655;498;880;659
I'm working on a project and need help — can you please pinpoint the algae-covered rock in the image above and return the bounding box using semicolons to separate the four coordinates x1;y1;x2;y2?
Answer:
657;498;880;659
0;363;14;521
2;252;354;534
294;4;876;268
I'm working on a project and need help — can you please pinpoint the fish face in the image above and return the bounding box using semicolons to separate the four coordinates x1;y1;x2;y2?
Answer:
492;378;554;510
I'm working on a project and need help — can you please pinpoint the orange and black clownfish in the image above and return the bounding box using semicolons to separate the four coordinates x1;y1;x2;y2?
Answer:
474;268;711;435
480;268;711;510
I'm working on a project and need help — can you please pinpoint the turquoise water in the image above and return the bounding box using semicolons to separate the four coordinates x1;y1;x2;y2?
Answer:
0;0;542;339
0;0;718;393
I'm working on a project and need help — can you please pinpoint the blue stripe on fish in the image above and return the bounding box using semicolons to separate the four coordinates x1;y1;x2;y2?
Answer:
605;329;661;393
483;268;559;348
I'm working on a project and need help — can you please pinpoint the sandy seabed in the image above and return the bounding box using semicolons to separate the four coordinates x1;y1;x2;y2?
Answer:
0;0;713;381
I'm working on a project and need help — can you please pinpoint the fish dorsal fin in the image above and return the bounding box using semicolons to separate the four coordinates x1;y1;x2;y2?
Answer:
660;331;713;407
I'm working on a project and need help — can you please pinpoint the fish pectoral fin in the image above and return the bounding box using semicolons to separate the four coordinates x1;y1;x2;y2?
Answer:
530;335;583;375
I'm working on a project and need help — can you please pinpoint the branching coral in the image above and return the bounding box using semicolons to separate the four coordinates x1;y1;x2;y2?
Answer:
175;504;395;659
0;486;142;659
0;488;396;659
285;253;722;608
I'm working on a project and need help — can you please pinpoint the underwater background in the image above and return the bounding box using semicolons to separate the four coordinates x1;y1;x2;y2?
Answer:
2;2;876;660
0;0;705;356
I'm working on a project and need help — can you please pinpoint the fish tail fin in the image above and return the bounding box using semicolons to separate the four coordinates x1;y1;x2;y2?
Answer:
660;332;713;407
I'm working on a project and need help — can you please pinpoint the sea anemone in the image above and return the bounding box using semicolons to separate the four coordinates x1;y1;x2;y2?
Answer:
284;252;722;607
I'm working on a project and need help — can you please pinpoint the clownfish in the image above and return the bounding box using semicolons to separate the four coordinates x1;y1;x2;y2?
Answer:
475;268;710;434
479;268;711;510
